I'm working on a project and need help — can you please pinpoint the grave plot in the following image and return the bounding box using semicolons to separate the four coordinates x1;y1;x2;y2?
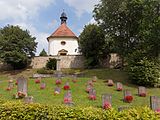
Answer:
24;96;33;104
86;84;93;93
35;77;41;84
88;89;96;100
64;91;73;105
92;76;97;82
107;79;114;86
72;75;77;83
55;79;62;85
102;94;112;109
116;82;123;91
54;87;61;95
40;82;46;89
14;76;28;99
63;82;70;90
150;96;160;113
6;80;14;91
138;86;146;97
124;90;133;103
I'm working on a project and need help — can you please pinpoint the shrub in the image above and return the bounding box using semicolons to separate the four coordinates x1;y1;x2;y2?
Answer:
46;58;57;70
37;68;54;74
0;100;159;119
127;58;160;87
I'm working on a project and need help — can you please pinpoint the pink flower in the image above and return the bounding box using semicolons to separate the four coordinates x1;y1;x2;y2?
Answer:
64;98;72;104
35;79;40;84
56;80;62;85
6;87;11;91
89;95;96;100
103;101;111;109
156;108;160;113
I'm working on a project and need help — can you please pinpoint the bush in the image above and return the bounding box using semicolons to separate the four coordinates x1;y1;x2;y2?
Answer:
127;58;160;87
46;58;57;70
37;68;54;74
0;99;159;120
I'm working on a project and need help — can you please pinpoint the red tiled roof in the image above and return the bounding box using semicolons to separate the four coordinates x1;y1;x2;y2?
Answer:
47;23;77;40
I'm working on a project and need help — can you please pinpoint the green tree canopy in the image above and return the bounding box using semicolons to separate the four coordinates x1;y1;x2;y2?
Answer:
79;24;105;68
39;49;47;56
93;0;160;60
0;25;37;69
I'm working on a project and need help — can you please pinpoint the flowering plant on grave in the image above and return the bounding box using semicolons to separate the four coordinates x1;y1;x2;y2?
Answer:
72;79;77;83
15;81;18;85
108;80;114;86
124;95;133;103
86;86;92;93
35;79;41;84
40;83;46;89
6;87;11;91
56;79;62;85
139;93;146;97
64;85;70;90
103;101;112;110
89;95;96;100
117;87;123;91
17;91;26;98
87;81;93;86
155;108;160;113
64;98;72;104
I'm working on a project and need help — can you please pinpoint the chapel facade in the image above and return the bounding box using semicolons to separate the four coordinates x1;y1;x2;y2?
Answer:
47;12;80;56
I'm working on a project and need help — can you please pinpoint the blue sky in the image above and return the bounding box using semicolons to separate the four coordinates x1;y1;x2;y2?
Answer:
0;0;99;55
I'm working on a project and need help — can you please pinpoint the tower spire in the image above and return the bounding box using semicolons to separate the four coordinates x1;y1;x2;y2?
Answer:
60;10;67;24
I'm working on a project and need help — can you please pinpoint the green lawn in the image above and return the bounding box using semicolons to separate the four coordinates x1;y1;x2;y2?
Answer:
0;68;160;109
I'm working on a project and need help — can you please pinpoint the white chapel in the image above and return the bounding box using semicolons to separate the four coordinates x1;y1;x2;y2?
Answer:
47;12;79;56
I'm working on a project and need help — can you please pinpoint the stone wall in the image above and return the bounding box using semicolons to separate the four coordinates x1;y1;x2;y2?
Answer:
31;53;121;69
30;55;84;69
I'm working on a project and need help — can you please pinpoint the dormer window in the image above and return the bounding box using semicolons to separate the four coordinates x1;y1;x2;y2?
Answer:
61;41;66;45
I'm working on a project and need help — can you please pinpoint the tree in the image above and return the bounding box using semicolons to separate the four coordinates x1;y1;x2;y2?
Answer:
39;49;47;56
79;24;105;68
0;25;37;69
93;0;160;61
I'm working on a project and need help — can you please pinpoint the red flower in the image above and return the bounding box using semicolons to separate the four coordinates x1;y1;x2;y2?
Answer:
64;85;70;90
156;108;160;113
56;80;62;85
117;88;123;91
124;96;133;103
89;95;96;100
103;101;111;109
86;87;91;93
6;87;11;91
139;93;146;97
35;79;40;84
64;98;72;104
15;81;18;85
17;91;26;98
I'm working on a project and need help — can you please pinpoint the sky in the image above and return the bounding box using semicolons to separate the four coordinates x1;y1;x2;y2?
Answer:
0;0;100;55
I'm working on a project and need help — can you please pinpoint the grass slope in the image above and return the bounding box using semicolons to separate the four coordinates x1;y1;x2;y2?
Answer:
0;68;159;109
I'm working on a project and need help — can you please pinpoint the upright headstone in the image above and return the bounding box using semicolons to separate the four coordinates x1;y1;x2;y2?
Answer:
124;90;133;103
54;87;61;95
89;89;96;100
6;80;14;90
64;91;73;105
102;94;112;109
86;85;93;93
92;76;97;82
107;79;114;86
116;82;123;91
16;76;27;98
40;82;46;89
150;96;160;113
138;86;146;97
64;82;70;90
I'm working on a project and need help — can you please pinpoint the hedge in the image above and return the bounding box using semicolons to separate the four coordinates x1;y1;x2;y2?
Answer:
0;99;159;120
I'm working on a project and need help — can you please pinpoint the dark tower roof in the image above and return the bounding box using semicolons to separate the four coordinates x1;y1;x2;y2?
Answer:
60;11;67;24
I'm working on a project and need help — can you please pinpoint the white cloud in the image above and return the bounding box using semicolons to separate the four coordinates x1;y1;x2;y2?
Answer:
0;0;55;21
64;0;99;17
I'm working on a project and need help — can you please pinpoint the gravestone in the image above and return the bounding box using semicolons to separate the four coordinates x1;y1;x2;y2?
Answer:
102;94;112;109
107;79;114;86
118;106;130;112
116;82;123;91
24;96;33;104
54;87;61;95
6;80;14;90
89;89;96;100
55;79;62;85
138;86;146;97
16;76;28;98
86;85;93;93
92;76;97;82
64;91;73;105
40;82;46;89
150;96;160;112
64;82;70;90
124;90;133;103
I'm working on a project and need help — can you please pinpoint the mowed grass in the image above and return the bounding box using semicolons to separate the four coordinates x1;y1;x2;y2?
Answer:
0;68;160;109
